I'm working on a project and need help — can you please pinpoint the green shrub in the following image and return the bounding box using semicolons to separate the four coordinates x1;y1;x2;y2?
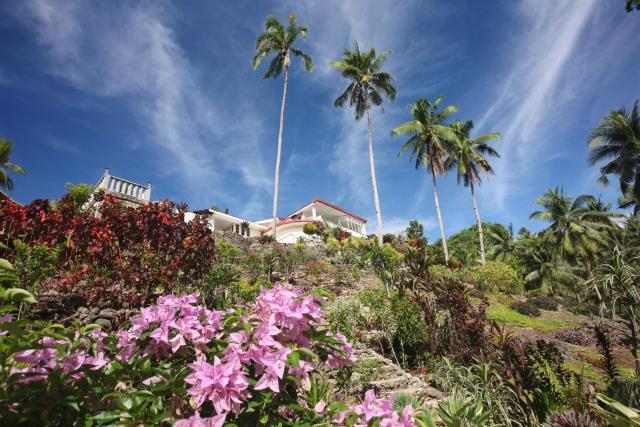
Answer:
383;233;396;244
358;287;388;314
12;240;60;292
564;297;600;317
457;261;523;294
529;295;560;311
200;263;237;307
357;288;427;366
328;296;366;340
326;237;341;255
229;278;272;303
303;223;318;235
510;301;542;317
216;239;242;263
369;243;403;295
391;294;428;361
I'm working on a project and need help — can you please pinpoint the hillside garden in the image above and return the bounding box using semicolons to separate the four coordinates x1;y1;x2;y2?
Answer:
1;5;640;426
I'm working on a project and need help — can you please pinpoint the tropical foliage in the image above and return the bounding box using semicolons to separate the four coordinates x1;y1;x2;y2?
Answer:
392;96;457;263
445;119;501;265
332;42;396;245
3;10;640;427
253;13;313;240
588;100;640;214
0;136;25;191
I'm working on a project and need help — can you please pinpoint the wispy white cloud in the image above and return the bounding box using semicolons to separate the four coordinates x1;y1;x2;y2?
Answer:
12;0;271;207
474;0;637;212
274;0;454;214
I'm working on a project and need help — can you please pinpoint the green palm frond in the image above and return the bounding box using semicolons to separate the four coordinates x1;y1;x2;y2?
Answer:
0;137;25;191
253;13;313;79
446;119;501;187
330;41;396;120
391;97;458;176
530;186;621;264
588;99;640;212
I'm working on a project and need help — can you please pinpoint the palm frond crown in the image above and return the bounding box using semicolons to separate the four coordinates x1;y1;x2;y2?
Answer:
253;13;313;79
391;97;458;175
330;42;397;121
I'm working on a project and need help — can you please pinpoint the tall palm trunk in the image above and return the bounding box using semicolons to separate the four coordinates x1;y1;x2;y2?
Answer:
366;106;384;245
271;65;289;242
430;164;449;263
470;181;486;265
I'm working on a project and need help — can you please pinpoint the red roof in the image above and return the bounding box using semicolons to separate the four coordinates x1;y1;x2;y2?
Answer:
311;198;367;223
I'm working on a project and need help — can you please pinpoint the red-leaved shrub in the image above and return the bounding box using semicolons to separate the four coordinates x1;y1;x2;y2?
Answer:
0;194;217;309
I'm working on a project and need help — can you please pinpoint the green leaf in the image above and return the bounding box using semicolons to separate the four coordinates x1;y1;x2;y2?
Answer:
287;350;301;367
116;396;134;411
89;410;122;422
0;258;15;271
3;288;36;304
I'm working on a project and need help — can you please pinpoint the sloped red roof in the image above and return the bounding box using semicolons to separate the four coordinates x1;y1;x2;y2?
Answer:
311;198;367;223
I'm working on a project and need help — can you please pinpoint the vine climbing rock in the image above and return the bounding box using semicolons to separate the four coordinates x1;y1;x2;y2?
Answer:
351;346;444;408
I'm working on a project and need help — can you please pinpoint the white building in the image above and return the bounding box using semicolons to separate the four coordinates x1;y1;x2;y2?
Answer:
185;209;268;238
186;199;367;244
254;198;368;244
87;168;152;209
86;170;368;244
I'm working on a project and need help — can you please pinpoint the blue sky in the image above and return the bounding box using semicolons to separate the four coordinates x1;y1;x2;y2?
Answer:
1;1;638;240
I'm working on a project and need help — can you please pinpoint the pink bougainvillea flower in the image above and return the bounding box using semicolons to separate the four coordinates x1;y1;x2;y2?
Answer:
184;356;249;414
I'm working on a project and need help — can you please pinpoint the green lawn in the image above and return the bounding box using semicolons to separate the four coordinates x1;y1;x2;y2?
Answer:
487;304;574;331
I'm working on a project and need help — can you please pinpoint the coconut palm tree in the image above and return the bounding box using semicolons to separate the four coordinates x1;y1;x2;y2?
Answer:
523;236;578;294
529;187;616;262
488;223;515;261
0;137;25;191
331;42;396;245
391;97;457;262
444;120;501;265
588;99;640;215
253;14;313;240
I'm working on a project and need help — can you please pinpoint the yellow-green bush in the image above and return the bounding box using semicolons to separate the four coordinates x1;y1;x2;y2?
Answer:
229;278;272;303
326;237;341;254
302;223;318;235
457;261;523;294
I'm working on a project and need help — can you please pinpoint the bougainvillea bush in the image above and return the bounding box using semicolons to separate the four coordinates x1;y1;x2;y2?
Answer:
0;283;436;426
0;194;217;308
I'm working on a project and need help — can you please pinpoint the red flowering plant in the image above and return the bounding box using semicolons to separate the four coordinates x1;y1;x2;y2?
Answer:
0;194;217;309
336;229;351;242
0;283;436;426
